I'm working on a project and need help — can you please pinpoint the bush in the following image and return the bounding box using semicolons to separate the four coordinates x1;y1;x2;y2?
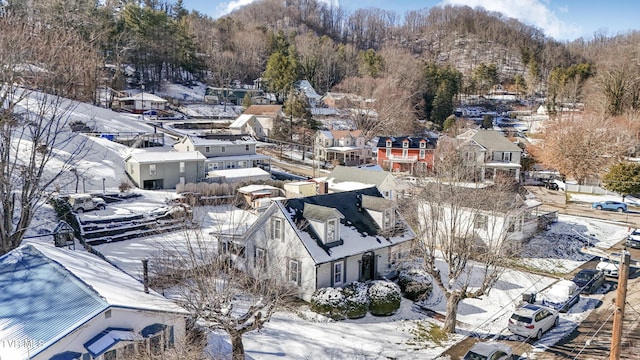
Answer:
368;281;401;316
118;178;132;192
310;287;346;320
398;268;433;301
342;282;369;319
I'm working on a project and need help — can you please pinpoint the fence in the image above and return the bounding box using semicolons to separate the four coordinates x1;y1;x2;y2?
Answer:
565;184;619;196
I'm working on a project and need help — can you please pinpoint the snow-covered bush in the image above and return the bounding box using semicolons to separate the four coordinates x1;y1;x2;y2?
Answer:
310;287;346;320
342;282;369;319
398;268;433;301
367;281;402;316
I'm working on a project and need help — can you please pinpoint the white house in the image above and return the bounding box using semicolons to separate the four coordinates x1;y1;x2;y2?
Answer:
323;165;398;199
314;129;372;166
113;92;167;114
455;129;523;182
222;187;415;301
0;243;188;360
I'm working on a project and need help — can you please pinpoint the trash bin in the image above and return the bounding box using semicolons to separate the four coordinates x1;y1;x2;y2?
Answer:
522;292;536;304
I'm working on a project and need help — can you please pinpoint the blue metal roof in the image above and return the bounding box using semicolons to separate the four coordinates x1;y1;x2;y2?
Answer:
0;245;108;359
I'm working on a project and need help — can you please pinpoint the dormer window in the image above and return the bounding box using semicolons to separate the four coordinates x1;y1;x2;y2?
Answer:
303;203;344;245
419;141;426;148
327;218;338;242
361;195;396;231
385;139;392;147
402;141;409;148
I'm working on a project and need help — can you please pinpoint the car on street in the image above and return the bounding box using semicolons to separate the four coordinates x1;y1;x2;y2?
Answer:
571;269;606;294
626;229;640;249
538;280;580;313
596;253;621;278
542;180;559;190
591;200;627;213
508;304;559;340
463;342;513;360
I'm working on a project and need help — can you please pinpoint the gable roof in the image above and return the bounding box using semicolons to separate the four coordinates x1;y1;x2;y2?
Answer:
459;129;522;152
278;188;414;264
375;135;438;149
330;129;363;139
127;151;205;164
327;165;394;188
229;114;255;129
243;105;282;116
0;243;186;359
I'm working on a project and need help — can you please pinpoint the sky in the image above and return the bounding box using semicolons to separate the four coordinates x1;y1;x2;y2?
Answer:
181;0;640;41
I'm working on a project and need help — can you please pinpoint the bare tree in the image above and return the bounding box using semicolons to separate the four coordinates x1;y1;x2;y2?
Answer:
528;113;636;184
402;143;524;333
150;205;295;360
0;16;97;255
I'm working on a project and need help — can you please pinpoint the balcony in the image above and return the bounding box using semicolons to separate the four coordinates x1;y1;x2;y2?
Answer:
387;154;418;163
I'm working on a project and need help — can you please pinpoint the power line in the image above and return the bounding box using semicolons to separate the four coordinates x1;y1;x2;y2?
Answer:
572;308;616;360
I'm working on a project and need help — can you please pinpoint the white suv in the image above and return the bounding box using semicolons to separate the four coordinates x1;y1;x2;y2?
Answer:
596;254;620;277
68;194;107;213
508;304;559;340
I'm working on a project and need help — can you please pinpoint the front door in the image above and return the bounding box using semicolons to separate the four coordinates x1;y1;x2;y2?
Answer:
361;251;375;281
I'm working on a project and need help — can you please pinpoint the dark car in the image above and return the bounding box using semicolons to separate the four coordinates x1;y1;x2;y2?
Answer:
544;181;559;190
572;269;605;294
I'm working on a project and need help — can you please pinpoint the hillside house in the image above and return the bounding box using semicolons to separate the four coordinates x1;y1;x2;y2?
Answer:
375;136;438;175
295;80;322;108
315;129;372;166
455;129;523;182
0;243;187;360
204;87;269;105
240;105;284;140
125;151;206;189
221;188;415;301
112;92;167;114
173;134;270;173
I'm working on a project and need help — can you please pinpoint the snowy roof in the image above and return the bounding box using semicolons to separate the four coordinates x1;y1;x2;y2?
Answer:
458;129;522;152
327;165;393;187
278;188;414;264
187;134;256;145
127;151;206;163
204;154;269;162
229;114;255;129
208;167;270;179
237;184;281;194
243;105;282;116
117;92;167;102
0;243;186;359
296;80;322;100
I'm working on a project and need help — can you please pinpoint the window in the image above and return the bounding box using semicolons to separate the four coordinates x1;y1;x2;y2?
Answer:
245;144;250;151
474;214;488;230
419;149;425;159
238;161;246;168
502;152;512;161
205;146;210;153
402;141;409;148
288;259;300;284
385;140;392;147
149;164;156;176
179;162;185;173
386;148;391;157
255;247;267;269
272;218;283;241
334;262;344;285
419;141;426;148
221;146;226;153
383;208;393;229
402;149;408;158
129;164;134;174
150;334;163;355
327;219;337;242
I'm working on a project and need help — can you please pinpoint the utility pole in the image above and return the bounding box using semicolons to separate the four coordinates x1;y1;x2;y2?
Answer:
610;251;630;360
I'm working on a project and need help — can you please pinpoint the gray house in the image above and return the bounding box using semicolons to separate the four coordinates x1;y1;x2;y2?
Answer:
173;134;269;172
125;151;206;189
456;129;523;182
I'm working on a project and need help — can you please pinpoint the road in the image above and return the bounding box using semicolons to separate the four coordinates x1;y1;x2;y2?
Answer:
441;186;640;359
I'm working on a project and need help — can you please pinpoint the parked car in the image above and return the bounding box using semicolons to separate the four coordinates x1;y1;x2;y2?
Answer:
596;253;621;278
591;201;627;213
538;280;580;313
542;180;559;190
508;304;559;340
463;342;513;360
626;229;640;249
67;194;106;213
572;269;606;294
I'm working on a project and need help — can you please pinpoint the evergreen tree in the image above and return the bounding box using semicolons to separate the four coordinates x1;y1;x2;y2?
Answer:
602;162;640;200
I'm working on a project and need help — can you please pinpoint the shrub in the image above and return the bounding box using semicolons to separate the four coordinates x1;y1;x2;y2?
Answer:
118;179;132;192
310;287;346;320
342;282;369;319
398;268;433;301
368;280;402;316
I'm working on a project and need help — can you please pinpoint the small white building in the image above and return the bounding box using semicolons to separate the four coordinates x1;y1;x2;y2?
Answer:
0;243;188;360
113;92;168;114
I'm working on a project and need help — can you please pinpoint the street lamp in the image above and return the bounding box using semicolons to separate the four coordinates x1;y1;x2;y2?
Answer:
141;84;145;121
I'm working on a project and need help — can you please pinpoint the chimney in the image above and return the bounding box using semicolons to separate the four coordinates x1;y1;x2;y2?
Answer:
142;259;149;294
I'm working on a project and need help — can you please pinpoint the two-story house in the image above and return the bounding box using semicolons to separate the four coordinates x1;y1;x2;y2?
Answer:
125;151;206;189
455;129;523;182
315;129;372;166
375;136;438;175
173;134;270;173
323;165;398;199
219;188;415;301
239;105;285;140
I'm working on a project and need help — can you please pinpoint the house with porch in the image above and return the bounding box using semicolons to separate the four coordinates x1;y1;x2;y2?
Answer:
240;105;284;140
323;165;398;199
0;242;188;360
125;151;206;189
455;129;523;182
375;135;438;175
112;92;167;114
173;134;270;173
219;187;415;302
315;129;372;166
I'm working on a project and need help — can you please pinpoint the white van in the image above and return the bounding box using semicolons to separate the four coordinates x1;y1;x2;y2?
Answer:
68;194;106;213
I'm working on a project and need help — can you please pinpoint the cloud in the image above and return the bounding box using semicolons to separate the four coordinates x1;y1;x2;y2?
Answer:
440;0;581;40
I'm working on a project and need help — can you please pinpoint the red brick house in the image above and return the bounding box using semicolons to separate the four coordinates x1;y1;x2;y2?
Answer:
376;136;438;174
